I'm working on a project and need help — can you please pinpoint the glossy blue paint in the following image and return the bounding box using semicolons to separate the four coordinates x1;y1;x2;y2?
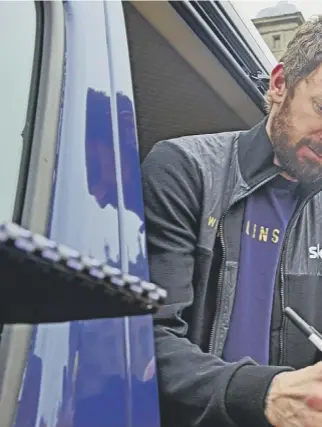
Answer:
13;1;159;427
104;3;160;427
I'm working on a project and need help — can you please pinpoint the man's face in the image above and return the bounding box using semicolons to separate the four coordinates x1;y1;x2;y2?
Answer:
269;64;322;183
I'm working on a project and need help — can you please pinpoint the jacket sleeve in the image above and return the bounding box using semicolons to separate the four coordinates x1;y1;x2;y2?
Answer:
142;139;292;427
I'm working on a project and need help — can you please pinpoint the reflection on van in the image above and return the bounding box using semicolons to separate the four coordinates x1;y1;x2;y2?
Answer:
85;88;146;274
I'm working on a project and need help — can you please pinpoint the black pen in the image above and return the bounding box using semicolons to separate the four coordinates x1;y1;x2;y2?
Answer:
285;307;322;352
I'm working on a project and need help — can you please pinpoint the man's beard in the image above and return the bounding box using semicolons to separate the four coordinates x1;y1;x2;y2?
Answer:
270;101;322;184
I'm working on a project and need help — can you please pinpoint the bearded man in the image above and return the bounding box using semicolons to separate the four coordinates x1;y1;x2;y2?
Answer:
142;15;322;427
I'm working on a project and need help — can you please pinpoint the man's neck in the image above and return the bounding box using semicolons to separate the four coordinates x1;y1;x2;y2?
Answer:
273;156;298;182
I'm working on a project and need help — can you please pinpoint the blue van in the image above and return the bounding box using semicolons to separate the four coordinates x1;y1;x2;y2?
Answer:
0;1;275;426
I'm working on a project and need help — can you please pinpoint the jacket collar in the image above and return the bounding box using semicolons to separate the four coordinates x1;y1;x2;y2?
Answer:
237;117;322;198
238;117;280;187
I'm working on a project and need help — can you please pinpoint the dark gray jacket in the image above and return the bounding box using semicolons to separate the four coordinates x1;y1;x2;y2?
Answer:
142;119;322;427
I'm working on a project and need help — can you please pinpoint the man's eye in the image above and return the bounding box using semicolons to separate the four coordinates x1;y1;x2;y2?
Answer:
314;101;322;114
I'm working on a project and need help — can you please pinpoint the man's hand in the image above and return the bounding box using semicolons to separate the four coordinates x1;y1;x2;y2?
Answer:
265;362;322;427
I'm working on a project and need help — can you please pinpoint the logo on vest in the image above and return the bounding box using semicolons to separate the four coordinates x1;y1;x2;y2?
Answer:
309;244;322;259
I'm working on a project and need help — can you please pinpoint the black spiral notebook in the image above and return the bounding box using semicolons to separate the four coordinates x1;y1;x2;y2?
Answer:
0;223;166;324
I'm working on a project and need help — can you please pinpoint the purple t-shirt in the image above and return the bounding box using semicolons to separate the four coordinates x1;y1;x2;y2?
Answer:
223;175;299;365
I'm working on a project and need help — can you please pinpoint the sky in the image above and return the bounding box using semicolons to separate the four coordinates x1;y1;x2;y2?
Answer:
231;0;321;21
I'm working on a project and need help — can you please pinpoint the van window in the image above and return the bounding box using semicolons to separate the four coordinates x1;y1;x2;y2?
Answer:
0;1;36;223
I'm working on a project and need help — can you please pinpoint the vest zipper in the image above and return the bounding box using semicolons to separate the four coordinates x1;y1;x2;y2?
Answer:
209;173;279;354
277;234;288;366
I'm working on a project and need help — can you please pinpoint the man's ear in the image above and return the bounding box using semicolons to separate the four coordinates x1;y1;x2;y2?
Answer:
269;63;286;104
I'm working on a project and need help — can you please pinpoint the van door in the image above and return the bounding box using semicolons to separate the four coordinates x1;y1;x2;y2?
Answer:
0;1;160;427
104;3;160;427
